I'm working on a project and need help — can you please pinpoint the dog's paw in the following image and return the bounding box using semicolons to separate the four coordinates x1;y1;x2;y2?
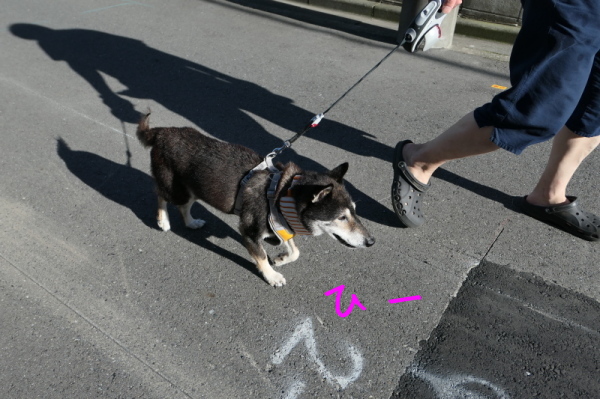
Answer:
273;254;291;267
264;271;287;287
158;219;171;232
273;250;299;267
186;219;206;229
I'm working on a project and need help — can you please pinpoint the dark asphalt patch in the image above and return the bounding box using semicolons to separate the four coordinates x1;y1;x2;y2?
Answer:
391;260;600;399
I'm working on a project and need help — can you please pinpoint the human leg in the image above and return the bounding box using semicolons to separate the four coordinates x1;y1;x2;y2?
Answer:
402;112;498;185
526;126;600;207
520;126;600;241
521;45;600;241
391;112;498;227
392;0;600;228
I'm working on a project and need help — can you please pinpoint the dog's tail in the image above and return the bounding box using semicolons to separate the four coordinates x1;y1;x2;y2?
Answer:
136;109;157;148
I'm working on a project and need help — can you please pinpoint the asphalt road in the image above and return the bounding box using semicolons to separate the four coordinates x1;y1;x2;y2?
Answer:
1;0;599;398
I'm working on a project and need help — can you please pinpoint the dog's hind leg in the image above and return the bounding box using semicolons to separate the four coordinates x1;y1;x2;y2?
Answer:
157;196;171;232
178;197;206;229
243;237;286;287
273;238;300;267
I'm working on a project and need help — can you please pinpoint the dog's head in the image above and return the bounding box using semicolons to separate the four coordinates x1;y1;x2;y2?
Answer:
293;163;375;248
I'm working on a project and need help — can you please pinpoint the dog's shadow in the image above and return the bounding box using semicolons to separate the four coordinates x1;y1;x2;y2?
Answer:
56;138;260;278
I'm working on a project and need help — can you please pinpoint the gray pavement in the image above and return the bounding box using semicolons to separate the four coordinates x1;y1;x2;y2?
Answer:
1;0;598;398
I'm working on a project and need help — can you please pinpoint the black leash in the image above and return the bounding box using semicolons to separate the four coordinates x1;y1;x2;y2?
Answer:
235;0;443;216
270;0;445;157
233;43;399;216
270;42;402;157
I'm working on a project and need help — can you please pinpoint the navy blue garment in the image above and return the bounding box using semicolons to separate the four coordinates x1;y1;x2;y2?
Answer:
474;0;600;154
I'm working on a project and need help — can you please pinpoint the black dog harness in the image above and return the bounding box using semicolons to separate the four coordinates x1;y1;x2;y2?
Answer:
233;154;310;245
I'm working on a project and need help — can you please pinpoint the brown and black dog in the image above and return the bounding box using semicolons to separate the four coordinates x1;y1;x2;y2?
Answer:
137;112;374;286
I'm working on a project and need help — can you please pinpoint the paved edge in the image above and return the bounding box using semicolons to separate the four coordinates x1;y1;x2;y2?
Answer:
390;259;600;398
281;0;521;44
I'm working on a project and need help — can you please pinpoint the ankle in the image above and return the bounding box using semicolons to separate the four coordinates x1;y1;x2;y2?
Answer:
526;192;569;207
402;143;435;184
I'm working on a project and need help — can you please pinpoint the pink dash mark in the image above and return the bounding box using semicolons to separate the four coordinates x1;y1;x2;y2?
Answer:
388;295;422;304
323;285;367;318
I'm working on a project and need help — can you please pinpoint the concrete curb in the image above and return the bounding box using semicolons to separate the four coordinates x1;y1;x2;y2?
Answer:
284;0;520;44
453;17;520;44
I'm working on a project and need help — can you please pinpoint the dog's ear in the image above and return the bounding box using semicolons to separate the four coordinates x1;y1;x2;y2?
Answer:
329;162;349;183
312;184;333;203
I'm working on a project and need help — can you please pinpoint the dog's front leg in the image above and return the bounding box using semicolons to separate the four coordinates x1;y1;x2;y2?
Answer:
273;238;300;267
243;238;286;287
178;197;206;229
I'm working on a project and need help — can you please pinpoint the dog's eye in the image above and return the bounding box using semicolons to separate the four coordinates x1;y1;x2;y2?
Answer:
337;215;347;222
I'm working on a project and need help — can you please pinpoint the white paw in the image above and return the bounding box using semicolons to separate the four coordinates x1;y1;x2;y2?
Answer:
273;254;291;267
186;219;206;229
158;219;171;232
264;271;287;287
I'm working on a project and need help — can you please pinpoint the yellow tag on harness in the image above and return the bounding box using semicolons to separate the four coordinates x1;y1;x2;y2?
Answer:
276;228;295;242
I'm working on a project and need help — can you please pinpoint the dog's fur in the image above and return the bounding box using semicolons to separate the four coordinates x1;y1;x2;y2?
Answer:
137;112;374;286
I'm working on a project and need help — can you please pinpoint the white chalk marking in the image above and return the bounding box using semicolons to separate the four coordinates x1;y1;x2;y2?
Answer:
272;317;363;390
411;367;510;399
281;380;306;399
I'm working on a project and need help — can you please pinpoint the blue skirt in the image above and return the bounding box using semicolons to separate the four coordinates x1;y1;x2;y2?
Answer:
473;0;600;154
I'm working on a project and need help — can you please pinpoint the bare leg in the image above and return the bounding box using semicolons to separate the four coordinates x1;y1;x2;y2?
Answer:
403;112;499;184
392;112;499;227
526;126;600;207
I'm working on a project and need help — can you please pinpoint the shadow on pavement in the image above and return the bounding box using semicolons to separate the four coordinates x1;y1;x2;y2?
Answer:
434;167;522;213
13;23;517;230
11;23;395;226
56;138;261;279
214;0;398;44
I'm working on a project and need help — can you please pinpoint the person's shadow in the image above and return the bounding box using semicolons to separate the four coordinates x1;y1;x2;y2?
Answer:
14;23;519;246
433;168;522;212
11;23;398;227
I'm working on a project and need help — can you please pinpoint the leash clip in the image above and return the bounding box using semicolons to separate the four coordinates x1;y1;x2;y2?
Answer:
268;112;325;159
270;141;291;156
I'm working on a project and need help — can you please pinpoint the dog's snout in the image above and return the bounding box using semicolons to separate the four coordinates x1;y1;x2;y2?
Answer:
365;236;375;247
